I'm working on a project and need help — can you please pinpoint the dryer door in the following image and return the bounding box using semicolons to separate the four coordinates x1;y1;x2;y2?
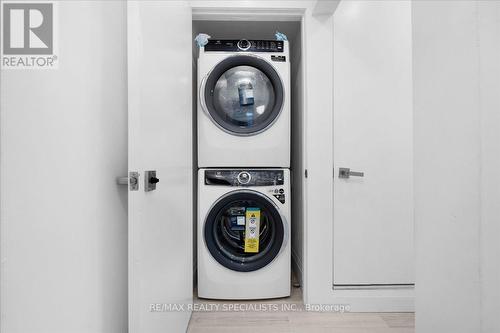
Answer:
202;55;284;136
204;190;286;272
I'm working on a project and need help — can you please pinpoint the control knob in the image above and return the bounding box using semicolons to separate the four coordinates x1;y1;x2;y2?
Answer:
237;39;251;51
237;171;252;184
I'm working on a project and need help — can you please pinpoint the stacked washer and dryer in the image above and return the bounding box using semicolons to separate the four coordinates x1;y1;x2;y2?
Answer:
197;38;291;299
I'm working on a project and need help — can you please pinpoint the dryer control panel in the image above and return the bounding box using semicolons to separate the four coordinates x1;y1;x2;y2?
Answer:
204;39;284;53
205;170;284;187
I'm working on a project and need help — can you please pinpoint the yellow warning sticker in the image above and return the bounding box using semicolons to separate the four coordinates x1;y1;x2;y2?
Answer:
244;208;260;253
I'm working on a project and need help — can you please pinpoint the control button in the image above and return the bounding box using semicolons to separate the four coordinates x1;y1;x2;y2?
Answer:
273;194;286;204
237;171;252;184
279;188;284;194
237;39;251;51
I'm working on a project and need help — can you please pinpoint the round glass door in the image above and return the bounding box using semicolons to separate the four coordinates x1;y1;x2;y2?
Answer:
203;55;284;136
204;191;285;272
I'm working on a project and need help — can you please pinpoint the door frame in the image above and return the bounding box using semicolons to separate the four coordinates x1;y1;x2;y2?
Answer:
306;0;414;311
191;0;307;301
190;0;414;312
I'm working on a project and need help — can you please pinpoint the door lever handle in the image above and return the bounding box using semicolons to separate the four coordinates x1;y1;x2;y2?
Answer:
338;167;364;179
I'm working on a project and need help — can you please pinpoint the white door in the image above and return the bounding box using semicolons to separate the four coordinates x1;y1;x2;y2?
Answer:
127;1;192;332
333;1;414;286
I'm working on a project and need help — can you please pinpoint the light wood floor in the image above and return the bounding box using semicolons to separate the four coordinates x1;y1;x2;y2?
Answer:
188;286;415;333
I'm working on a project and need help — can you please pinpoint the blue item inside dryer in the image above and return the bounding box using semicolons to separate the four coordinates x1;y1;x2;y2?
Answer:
228;207;246;231
238;82;255;106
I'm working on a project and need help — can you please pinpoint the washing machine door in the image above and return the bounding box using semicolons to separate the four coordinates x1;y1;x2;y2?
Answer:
204;190;286;272
202;55;284;136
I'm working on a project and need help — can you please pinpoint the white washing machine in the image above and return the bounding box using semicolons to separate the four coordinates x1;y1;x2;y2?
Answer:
198;39;290;168
198;169;291;300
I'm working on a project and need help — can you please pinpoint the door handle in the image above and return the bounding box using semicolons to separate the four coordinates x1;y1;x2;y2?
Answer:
116;177;128;185
116;171;139;191
338;167;364;179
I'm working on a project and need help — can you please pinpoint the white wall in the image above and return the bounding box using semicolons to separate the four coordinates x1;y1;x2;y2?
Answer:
0;2;128;332
192;20;300;40
413;1;500;332
478;2;500;331
289;22;305;287
301;4;335;306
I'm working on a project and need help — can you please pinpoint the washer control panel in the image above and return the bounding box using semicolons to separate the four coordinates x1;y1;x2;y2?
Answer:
204;39;284;53
205;170;284;187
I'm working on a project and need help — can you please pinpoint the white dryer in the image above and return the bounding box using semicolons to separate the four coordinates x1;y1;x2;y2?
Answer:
198;39;290;168
198;169;291;300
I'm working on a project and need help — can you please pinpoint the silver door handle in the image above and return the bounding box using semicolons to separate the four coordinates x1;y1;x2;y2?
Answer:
116;171;139;191
116;177;129;185
338;167;364;179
